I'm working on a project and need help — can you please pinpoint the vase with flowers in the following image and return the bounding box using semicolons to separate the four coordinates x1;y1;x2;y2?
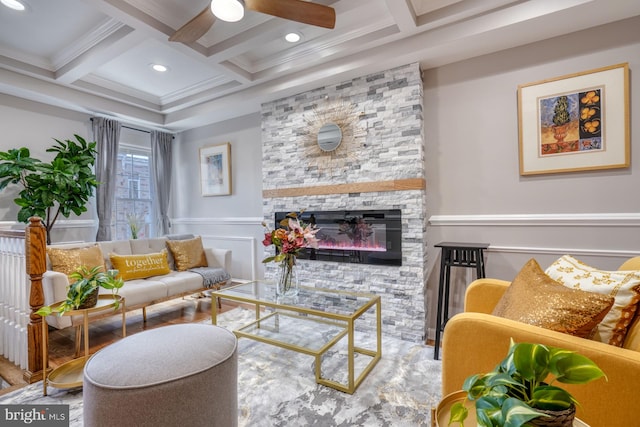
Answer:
262;210;320;297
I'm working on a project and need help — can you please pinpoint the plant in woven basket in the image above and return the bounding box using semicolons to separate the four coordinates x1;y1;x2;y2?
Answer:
36;265;124;316
449;340;606;427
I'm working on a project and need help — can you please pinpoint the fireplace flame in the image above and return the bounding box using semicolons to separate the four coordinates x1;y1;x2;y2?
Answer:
317;241;387;252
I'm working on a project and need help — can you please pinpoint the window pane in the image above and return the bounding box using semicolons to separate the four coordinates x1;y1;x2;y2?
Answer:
112;146;153;240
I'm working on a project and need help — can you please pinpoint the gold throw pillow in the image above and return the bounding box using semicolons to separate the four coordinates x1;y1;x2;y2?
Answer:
110;250;171;281
546;255;640;346
47;244;106;279
166;236;208;271
493;258;614;339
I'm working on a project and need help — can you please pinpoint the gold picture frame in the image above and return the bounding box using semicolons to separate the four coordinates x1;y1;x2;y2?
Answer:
199;143;231;196
518;63;629;175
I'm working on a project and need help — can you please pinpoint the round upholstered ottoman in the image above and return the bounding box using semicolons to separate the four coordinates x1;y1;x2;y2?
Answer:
83;324;237;427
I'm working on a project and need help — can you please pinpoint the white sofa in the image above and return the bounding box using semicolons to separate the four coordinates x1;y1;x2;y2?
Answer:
43;235;232;329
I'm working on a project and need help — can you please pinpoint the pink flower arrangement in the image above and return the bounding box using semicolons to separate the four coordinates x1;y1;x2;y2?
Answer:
262;211;320;263
262;211;319;295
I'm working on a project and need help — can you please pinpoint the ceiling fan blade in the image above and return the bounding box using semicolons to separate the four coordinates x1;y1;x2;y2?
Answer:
245;0;336;29
169;6;216;43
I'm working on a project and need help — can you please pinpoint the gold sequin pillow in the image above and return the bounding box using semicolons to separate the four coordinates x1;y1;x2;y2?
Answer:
47;244;106;278
109;250;171;281
166;236;208;271
493;258;614;339
545;255;640;347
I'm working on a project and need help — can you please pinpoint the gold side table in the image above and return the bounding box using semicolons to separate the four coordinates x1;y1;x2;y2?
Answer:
42;295;126;396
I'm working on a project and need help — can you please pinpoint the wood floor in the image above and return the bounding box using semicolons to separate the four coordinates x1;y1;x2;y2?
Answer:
0;294;239;396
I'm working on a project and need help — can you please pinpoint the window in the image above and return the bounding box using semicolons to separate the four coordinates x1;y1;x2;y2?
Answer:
128;175;141;199
112;145;153;240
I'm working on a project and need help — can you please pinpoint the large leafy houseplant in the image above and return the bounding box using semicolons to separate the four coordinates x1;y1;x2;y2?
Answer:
0;135;99;244
449;340;606;427
36;265;124;316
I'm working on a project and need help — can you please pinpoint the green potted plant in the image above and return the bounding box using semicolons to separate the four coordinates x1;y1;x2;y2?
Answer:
0;135;99;244
37;266;124;316
448;340;606;427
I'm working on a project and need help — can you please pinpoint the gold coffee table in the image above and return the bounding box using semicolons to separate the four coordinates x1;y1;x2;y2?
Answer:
210;281;381;394
42;295;126;395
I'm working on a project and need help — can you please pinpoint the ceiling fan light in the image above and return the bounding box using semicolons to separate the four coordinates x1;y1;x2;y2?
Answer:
210;0;244;23
285;32;302;43
1;0;26;11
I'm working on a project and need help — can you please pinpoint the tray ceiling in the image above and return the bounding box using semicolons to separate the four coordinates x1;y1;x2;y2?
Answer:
0;0;638;131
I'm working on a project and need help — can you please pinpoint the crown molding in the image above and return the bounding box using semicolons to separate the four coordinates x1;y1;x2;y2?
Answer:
52;18;126;71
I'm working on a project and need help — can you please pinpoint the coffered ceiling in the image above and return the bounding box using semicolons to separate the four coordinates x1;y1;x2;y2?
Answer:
1;0;639;131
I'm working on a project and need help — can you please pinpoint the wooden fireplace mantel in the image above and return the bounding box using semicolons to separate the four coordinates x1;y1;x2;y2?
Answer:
262;178;425;198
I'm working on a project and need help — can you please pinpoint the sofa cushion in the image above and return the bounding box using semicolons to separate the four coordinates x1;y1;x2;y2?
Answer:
493;258;614;338
47;244;105;278
106;278;169;307
153;271;206;296
109;250;171;281
546;255;640;347
166;236;208;271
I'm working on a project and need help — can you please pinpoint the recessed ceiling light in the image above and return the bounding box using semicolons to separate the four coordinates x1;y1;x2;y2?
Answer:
210;0;244;22
1;0;26;11
285;32;302;43
151;64;168;72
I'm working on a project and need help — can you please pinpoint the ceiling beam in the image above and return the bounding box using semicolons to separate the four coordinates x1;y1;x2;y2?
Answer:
384;0;417;32
55;26;145;84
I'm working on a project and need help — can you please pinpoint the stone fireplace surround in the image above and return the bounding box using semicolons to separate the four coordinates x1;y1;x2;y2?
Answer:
261;63;427;342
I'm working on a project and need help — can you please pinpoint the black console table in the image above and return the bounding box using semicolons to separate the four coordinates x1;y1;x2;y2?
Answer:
433;242;489;360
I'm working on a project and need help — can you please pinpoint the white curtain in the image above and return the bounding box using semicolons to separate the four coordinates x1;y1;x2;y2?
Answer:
151;130;173;236
92;117;121;241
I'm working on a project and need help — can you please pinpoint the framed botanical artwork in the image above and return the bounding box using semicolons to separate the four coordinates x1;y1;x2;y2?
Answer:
199;143;231;196
518;63;629;175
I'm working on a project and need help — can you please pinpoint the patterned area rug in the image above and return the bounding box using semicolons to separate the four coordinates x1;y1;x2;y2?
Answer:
0;308;443;426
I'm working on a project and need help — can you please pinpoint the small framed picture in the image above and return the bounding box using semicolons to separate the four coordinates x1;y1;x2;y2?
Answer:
199;143;231;196
518;63;629;175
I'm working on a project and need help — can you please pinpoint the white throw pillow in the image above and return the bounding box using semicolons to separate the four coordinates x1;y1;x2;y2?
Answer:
546;255;640;347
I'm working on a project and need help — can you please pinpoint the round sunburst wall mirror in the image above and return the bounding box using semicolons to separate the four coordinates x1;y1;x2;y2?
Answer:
317;123;342;152
301;100;366;173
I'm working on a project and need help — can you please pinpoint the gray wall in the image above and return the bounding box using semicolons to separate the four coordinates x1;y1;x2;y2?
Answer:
0;95;96;243
423;16;640;338
171;113;264;280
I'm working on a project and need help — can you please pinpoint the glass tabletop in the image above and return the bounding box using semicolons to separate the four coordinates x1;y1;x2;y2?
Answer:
213;280;379;318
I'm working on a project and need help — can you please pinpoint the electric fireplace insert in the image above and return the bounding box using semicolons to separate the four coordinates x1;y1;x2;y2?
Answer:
274;209;402;266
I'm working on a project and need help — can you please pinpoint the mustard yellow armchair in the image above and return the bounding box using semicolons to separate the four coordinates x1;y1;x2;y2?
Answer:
441;257;640;427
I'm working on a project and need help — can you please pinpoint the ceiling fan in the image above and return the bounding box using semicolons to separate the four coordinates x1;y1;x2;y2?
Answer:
169;0;336;44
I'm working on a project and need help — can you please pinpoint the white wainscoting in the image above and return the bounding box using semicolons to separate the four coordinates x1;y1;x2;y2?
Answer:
428;213;640;260
2;218;264;281
424;212;640;341
171;217;264;281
